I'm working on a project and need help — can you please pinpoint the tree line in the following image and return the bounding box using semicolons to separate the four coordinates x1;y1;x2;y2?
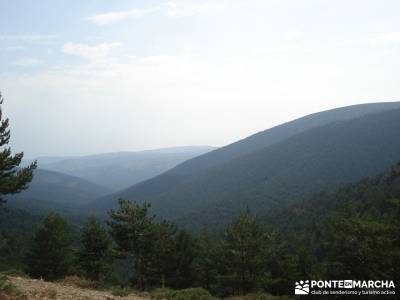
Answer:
23;169;400;299
23;200;300;297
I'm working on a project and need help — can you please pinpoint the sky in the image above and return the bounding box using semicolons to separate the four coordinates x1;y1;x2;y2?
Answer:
1;0;400;158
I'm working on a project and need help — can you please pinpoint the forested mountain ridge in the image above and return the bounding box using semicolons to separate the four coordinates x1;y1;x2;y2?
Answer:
264;161;400;234
90;106;400;229
7;169;111;215
261;161;400;283
94;102;400;207
0;208;43;270
168;102;400;176
29;146;215;191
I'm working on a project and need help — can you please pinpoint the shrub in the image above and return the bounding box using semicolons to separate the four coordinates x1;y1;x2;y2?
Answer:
172;288;216;300
60;275;97;289
1;269;27;278
150;287;175;299
0;275;20;296
111;287;136;297
150;287;216;300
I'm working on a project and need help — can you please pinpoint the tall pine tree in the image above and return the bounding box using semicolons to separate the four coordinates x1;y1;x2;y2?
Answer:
25;213;72;281
108;199;154;289
0;92;36;204
218;209;265;295
77;216;113;281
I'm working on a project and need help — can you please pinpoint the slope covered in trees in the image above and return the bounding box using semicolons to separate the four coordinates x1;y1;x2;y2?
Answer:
7;169;112;215
91;106;400;228
3;162;399;299
0;207;42;270
262;161;400;286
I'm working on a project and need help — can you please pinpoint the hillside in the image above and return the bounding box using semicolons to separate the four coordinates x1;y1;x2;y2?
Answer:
264;161;400;235
32;146;215;191
167;102;400;176
259;161;400;283
90;105;400;228
7;169;111;215
0;208;43;270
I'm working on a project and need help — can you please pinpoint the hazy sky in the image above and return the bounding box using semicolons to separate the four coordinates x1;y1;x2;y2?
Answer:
1;0;399;158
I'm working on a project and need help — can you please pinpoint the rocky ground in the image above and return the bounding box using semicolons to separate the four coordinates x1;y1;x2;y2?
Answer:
3;276;149;300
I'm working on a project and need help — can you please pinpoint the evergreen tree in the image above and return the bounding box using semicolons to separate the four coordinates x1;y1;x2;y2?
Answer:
322;210;394;280
77;216;113;281
25;213;72;280
170;229;196;289
193;230;218;292
218;209;265;295
0;92;36;204
262;231;299;295
108;198;154;289
144;220;177;288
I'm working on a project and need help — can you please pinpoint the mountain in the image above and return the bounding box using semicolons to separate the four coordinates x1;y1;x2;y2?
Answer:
8;169;111;214
88;103;400;228
31;146;215;191
263;161;400;235
0;207;43;269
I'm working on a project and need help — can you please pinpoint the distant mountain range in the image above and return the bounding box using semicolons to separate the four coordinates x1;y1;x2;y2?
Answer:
25;146;215;191
12;102;400;228
86;102;400;228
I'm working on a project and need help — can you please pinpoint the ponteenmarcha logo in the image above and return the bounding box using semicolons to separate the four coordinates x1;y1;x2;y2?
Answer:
294;280;396;296
295;280;310;294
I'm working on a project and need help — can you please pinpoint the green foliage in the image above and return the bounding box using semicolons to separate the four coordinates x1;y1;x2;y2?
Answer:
149;287;175;299
0;92;36;204
108;199;154;289
261;232;299;295
77;216;113;281
25;213;72;280
171;287;216;300
108;199;197;290
218;209;265;295
264;162;400;284
144;220;178;288
168;229;196;289
0;274;19;296
110;286;137;297
193;230;218;292
0;207;42;270
150;287;216;300
2;159;400;299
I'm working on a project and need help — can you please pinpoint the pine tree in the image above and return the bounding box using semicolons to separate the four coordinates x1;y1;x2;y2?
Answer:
144;220;177;288
25;213;72;281
218;209;265;295
193;230;218;292
262;231;299;295
0;92;36;204
170;229;196;289
108;198;154;289
77;216;113;281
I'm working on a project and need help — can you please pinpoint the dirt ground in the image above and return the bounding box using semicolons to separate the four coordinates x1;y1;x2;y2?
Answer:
6;276;150;300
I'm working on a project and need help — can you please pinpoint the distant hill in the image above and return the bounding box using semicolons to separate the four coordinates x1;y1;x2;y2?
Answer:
30;146;215;191
88;103;400;228
8;169;111;215
263;161;400;235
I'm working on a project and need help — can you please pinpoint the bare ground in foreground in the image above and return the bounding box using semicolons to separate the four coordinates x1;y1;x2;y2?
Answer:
6;276;149;300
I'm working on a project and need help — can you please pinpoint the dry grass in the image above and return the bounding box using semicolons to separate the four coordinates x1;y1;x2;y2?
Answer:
7;276;149;300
